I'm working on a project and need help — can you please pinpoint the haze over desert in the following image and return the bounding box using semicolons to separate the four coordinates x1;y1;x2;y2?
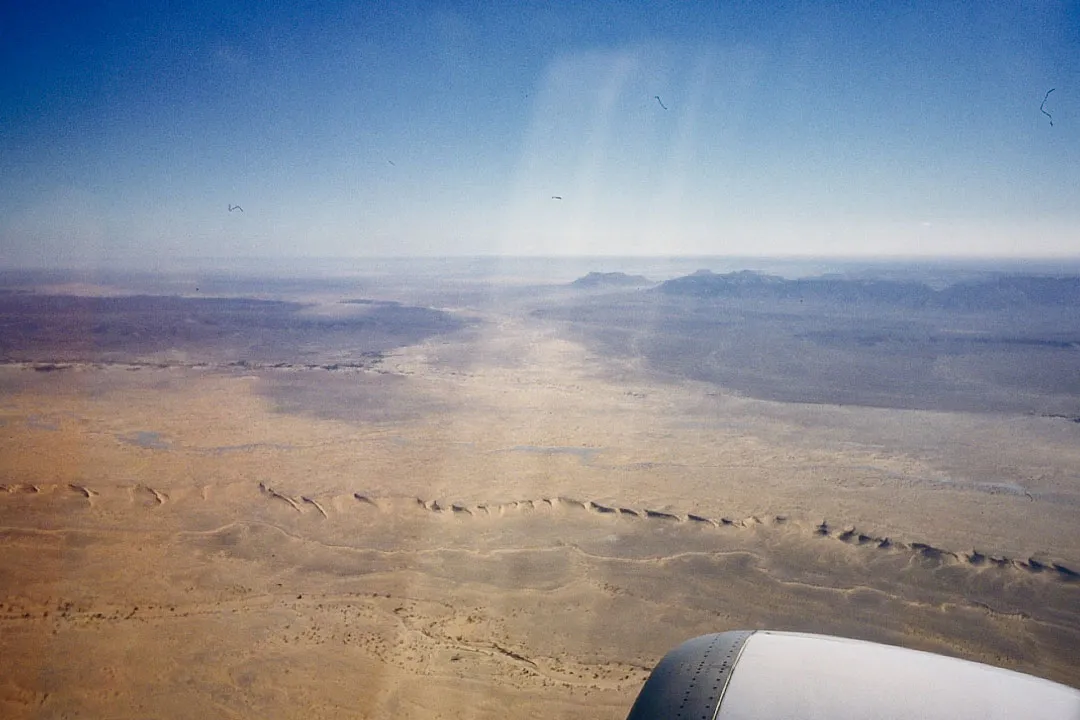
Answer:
2;258;1078;718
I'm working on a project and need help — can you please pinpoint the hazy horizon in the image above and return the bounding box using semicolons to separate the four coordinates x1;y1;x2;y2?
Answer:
5;250;1080;270
5;254;1080;293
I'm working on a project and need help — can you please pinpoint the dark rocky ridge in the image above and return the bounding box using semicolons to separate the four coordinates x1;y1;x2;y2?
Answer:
534;270;1080;415
657;270;1080;310
570;272;651;289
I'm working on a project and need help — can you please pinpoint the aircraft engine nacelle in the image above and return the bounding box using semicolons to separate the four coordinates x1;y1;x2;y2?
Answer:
626;631;1080;720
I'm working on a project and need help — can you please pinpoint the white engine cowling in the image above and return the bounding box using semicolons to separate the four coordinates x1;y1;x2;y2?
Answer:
626;630;1080;720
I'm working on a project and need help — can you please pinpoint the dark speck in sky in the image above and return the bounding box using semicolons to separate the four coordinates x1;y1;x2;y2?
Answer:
1041;88;1055;127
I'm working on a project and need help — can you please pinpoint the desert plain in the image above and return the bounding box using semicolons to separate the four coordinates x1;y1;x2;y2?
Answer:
1;260;1079;718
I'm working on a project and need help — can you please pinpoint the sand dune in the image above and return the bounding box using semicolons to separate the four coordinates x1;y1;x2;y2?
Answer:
2;273;1079;719
301;496;329;518
3;479;1079;718
3;481;1077;587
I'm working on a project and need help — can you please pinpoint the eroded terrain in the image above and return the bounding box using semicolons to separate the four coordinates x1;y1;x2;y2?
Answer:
1;266;1078;719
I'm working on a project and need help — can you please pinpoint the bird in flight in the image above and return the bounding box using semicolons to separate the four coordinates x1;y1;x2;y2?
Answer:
228;204;243;212
1041;88;1055;127
387;160;395;166
551;195;563;200
654;95;668;110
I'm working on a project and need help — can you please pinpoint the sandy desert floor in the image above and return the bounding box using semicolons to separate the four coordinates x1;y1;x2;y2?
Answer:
1;279;1079;719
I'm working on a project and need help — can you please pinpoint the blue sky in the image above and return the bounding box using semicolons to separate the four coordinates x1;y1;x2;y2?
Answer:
1;1;1078;266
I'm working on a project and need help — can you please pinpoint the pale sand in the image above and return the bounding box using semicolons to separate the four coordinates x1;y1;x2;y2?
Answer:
1;314;1078;718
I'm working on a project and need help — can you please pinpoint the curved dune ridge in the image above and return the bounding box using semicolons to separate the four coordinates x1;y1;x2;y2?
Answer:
2;481;1076;583
2;477;1080;708
311;487;1080;581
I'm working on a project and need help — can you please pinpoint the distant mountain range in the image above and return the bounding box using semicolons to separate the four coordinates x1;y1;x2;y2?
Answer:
570;271;651;289
656;270;1080;310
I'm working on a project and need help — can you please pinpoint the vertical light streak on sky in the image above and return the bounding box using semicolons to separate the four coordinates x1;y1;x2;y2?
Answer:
644;48;715;253
502;50;634;255
565;50;639;255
